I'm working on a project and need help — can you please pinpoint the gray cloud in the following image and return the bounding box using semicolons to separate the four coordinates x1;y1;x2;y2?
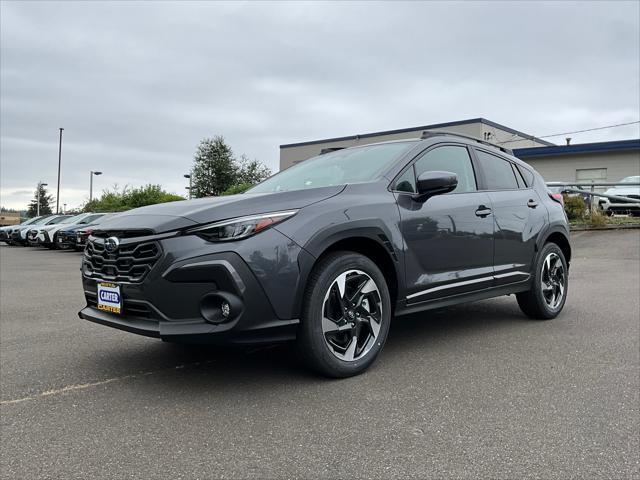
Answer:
1;0;639;210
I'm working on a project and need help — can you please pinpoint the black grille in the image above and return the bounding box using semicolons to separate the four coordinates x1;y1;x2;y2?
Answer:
83;239;161;283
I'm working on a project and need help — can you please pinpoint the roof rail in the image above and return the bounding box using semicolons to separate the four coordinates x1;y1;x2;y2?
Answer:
319;147;345;155
420;130;513;155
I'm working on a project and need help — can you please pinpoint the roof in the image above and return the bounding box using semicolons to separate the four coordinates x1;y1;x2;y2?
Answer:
514;138;640;159
280;117;555;149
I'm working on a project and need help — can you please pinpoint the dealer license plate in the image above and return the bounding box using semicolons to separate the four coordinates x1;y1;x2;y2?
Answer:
97;282;122;315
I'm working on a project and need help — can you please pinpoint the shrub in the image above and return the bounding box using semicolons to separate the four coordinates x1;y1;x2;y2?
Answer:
563;194;586;220
221;183;253;196
588;209;607;227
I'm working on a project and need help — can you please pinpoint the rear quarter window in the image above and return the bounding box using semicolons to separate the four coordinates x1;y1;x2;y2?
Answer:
515;164;535;187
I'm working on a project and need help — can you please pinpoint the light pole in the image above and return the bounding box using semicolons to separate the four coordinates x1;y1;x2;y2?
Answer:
184;174;192;199
36;181;48;217
89;171;103;203
56;127;64;214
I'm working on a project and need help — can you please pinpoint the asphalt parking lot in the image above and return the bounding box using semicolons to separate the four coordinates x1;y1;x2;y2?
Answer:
1;230;639;479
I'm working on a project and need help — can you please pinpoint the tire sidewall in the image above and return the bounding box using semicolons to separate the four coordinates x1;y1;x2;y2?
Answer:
300;252;391;377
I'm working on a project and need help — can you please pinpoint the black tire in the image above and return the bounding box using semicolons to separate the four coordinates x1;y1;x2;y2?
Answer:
517;242;568;320
297;251;391;378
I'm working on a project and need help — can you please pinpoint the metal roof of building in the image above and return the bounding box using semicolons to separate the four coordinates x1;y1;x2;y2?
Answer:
514;139;640;159
280;117;556;148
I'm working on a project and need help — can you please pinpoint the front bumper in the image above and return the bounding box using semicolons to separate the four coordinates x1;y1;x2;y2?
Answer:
58;231;78;248
599;198;640;212
78;231;304;344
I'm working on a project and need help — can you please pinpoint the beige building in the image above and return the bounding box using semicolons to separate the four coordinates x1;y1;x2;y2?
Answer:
279;117;640;184
0;212;21;227
279;118;552;170
514;140;640;185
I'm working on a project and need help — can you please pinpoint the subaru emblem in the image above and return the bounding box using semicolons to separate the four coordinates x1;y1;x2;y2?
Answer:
104;236;119;253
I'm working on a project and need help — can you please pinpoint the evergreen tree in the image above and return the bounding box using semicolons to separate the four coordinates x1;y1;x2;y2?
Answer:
191;136;237;197
237;154;272;185
27;184;53;217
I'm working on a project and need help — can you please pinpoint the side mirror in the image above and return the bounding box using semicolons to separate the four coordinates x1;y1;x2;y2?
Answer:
414;171;458;200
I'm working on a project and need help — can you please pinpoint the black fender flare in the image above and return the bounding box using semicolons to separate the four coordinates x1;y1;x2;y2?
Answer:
535;223;572;264
289;219;403;319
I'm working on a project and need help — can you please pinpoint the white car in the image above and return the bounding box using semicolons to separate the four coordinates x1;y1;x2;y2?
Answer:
34;213;106;249
599;175;640;216
0;216;47;244
13;215;68;245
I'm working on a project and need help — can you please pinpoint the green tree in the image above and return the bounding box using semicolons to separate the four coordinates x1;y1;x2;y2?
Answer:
191;136;237;197
84;184;184;213
27;184;53;217
236;154;272;185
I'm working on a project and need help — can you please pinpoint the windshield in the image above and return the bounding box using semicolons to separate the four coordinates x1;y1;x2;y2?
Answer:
248;141;416;194
46;216;70;225
621;176;640;183
61;214;86;224
81;214;104;224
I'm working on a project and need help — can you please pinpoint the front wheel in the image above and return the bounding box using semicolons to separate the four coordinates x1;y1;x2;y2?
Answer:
297;252;391;378
517;243;568;320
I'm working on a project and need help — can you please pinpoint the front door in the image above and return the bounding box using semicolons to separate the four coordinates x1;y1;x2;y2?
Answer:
394;144;495;304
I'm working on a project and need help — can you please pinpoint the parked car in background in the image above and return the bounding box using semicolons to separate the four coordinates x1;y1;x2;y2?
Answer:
27;215;73;247
36;213;107;249
1;216;50;244
546;181;590;204
12;215;67;246
57;213;115;250
78;132;571;377
599;175;640;215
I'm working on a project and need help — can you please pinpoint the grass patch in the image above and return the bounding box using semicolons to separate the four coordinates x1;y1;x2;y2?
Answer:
570;214;640;228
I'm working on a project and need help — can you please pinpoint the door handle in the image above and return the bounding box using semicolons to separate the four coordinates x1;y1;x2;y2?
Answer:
527;199;538;208
475;206;492;217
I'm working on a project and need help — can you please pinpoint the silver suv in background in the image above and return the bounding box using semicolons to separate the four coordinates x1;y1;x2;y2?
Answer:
599;176;640;216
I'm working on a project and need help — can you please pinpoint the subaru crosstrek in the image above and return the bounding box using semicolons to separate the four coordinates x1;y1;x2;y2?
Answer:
79;131;570;377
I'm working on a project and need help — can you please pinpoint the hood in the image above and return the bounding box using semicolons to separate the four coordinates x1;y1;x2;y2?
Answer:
604;186;640;196
93;185;345;234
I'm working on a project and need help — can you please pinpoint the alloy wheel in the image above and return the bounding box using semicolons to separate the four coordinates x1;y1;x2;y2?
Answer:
321;269;383;362
541;252;565;309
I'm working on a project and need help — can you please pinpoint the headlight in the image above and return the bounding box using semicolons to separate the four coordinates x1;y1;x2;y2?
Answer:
186;210;298;242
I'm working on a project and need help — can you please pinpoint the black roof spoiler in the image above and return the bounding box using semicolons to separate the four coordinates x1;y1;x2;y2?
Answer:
420;130;514;155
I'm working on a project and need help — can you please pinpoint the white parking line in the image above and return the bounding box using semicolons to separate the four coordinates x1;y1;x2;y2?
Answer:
0;360;214;406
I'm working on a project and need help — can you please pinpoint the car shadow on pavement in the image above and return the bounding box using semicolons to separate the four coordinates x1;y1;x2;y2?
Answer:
82;296;530;390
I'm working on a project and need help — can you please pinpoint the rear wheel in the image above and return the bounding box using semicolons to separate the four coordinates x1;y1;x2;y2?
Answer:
297;252;391;378
517;243;568;320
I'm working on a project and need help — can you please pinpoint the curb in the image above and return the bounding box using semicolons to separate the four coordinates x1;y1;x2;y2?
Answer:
570;224;640;232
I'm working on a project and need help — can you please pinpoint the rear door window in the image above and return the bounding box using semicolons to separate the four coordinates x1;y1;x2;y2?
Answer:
475;150;519;190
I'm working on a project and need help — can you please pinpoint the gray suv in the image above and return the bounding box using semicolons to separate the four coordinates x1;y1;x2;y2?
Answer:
79;131;570;377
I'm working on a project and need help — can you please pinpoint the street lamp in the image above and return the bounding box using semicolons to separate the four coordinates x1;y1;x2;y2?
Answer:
184;173;192;199
89;171;102;203
56;127;64;214
36;181;48;217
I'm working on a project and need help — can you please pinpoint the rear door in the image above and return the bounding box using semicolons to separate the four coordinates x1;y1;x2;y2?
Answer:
394;144;495;304
472;148;547;284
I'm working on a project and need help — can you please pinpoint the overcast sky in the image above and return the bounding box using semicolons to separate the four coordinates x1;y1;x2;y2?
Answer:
1;1;639;211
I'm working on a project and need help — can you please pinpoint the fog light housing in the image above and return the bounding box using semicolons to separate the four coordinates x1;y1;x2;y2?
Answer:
200;293;242;324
